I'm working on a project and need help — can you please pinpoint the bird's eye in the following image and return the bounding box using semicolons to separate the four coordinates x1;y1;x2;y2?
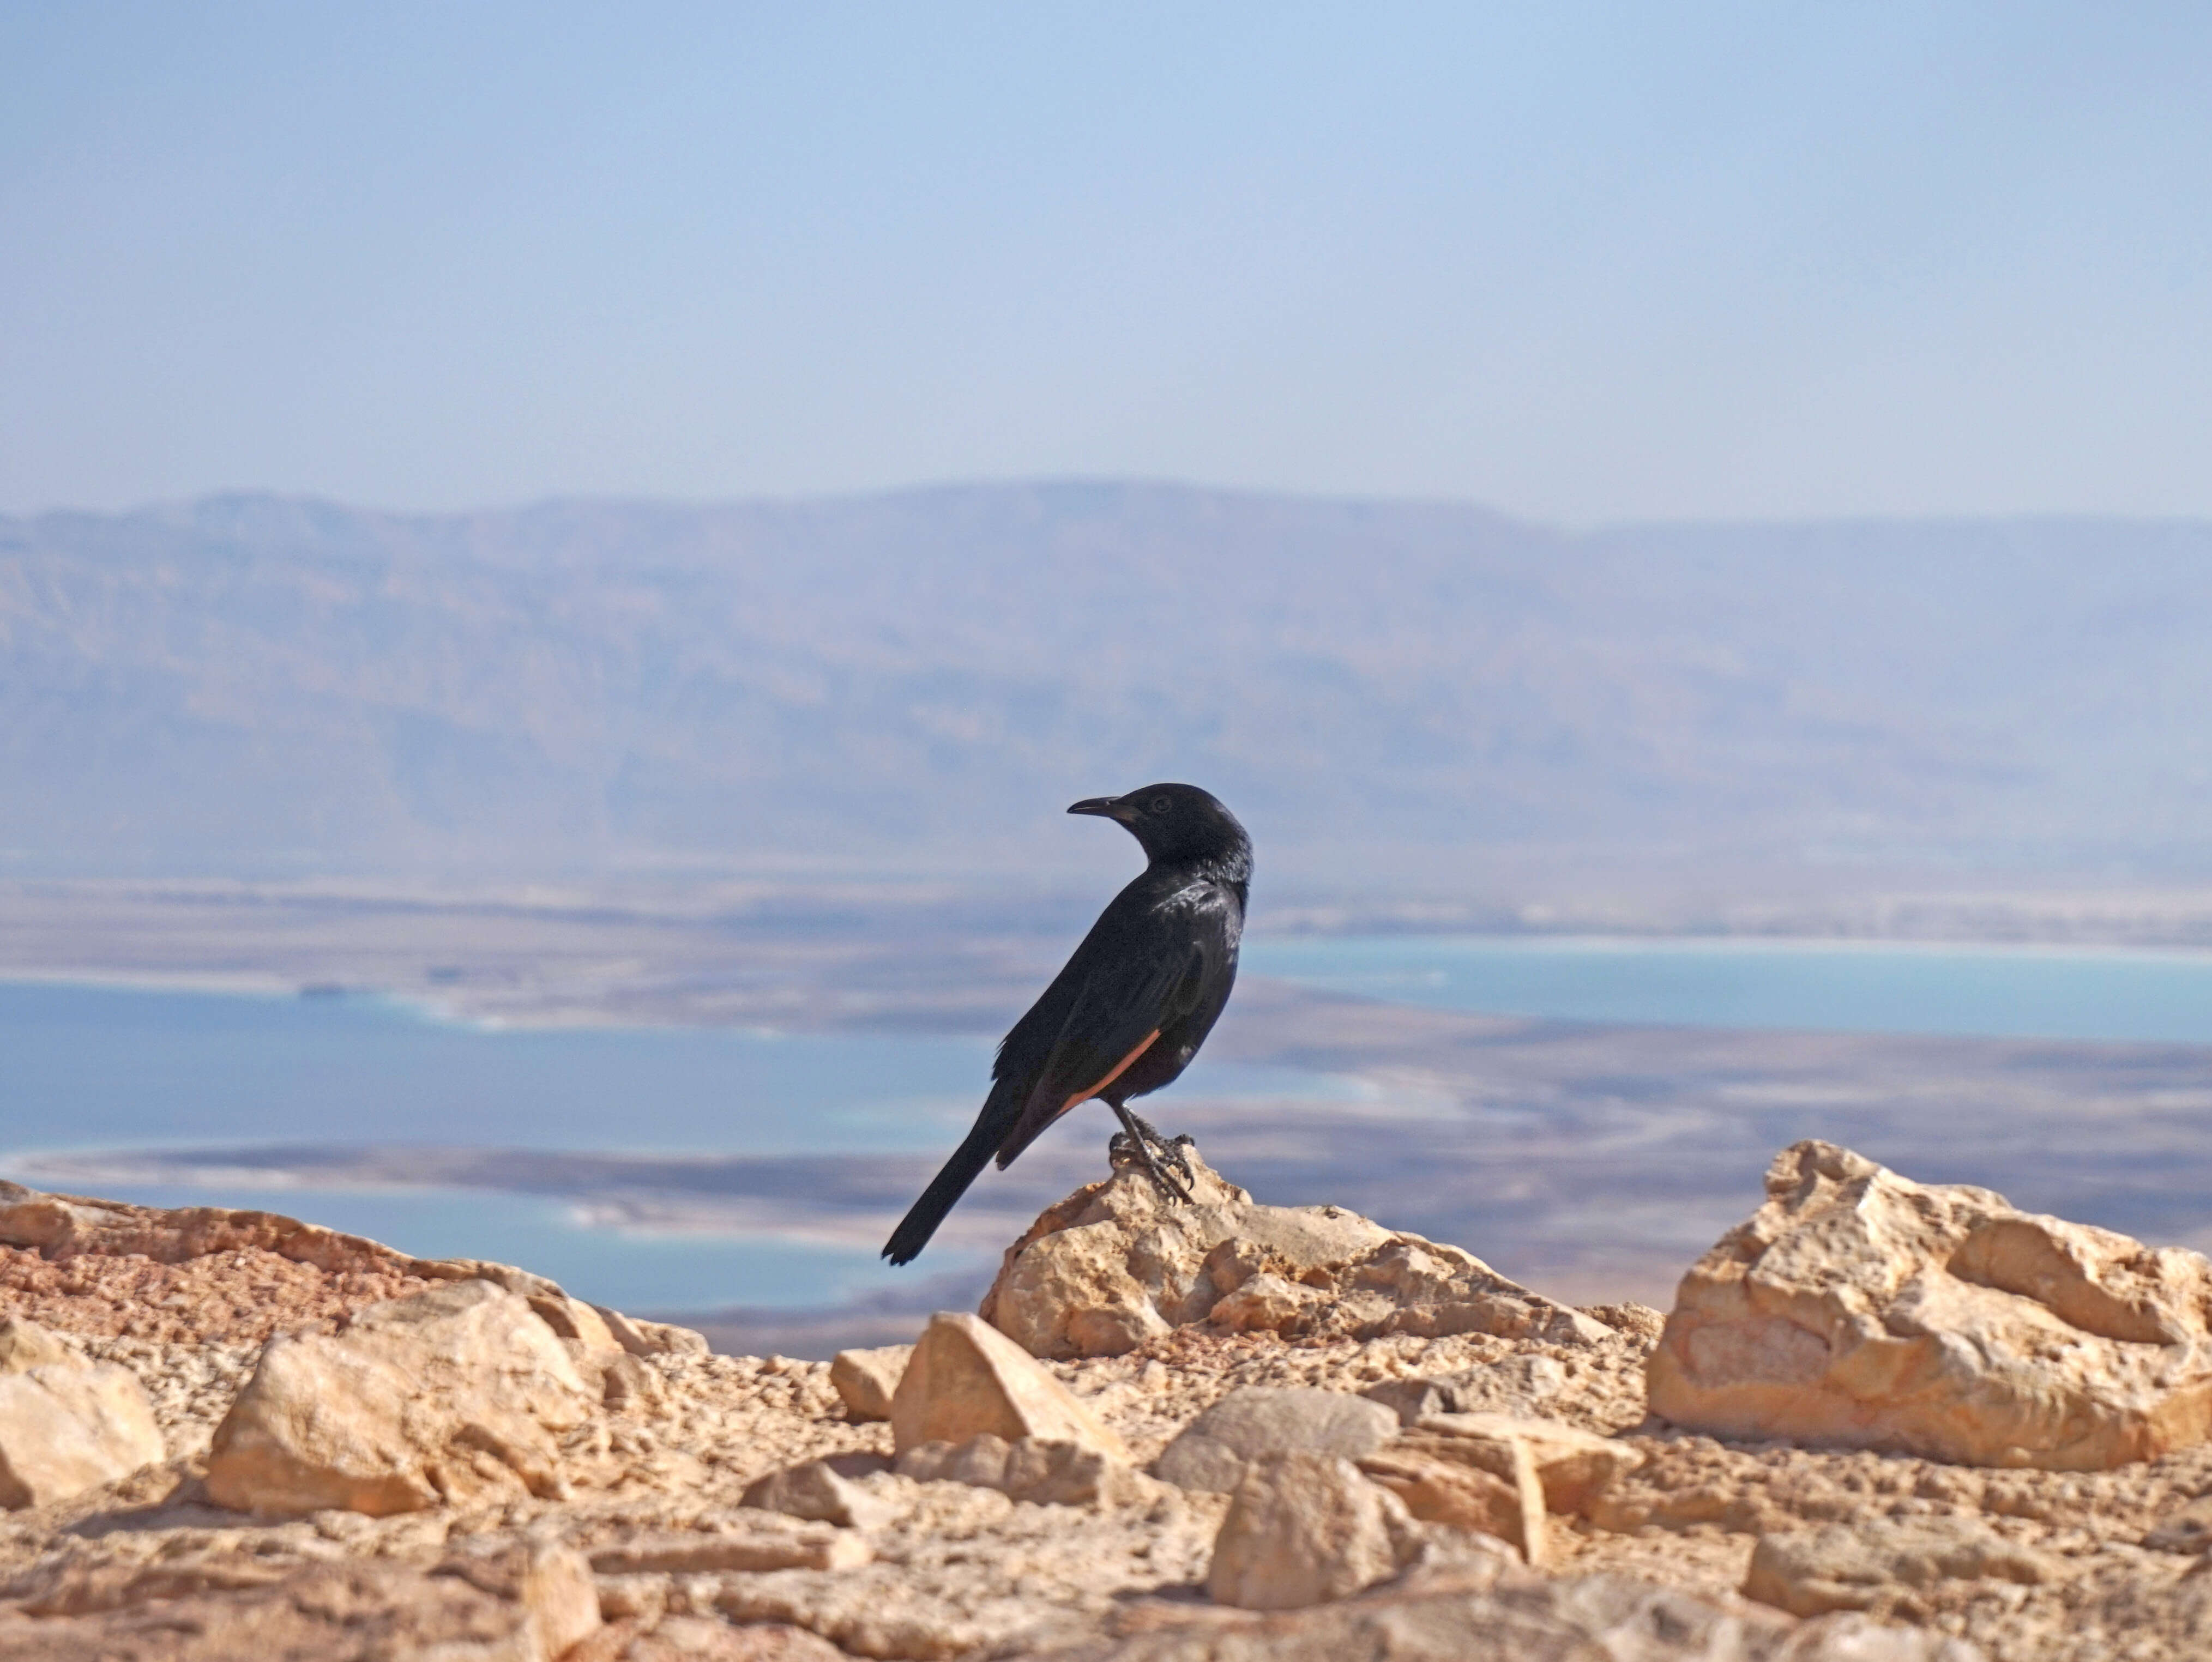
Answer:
1150;796;1172;814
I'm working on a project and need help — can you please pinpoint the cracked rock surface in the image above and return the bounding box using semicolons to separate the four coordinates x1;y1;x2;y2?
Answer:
1651;1140;2212;1470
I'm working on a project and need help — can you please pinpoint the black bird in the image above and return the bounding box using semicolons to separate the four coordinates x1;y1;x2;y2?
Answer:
882;783;1251;1266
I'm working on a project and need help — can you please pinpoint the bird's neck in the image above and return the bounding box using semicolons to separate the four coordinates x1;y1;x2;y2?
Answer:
1154;843;1252;899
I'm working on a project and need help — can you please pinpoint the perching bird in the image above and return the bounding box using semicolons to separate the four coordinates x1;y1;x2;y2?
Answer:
882;783;1251;1266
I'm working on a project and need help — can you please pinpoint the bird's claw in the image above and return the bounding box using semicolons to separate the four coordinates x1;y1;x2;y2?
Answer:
1126;1115;1196;1185
1108;1113;1196;1204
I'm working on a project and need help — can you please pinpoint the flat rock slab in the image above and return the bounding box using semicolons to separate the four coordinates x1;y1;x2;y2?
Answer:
1650;1140;2212;1470
590;1522;871;1575
1040;1568;1984;1660
0;1546;598;1662
1745;1520;2056;1617
1156;1386;1398;1492
0;1178;695;1358
612;1616;848;1661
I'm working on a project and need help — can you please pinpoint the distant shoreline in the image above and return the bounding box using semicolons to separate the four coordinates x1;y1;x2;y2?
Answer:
11;972;2212;1327
11;922;2212;1037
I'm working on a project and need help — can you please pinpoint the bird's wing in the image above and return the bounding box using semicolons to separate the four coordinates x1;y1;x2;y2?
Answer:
993;891;1234;1167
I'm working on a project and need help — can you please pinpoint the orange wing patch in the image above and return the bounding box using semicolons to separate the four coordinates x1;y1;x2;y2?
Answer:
1055;1030;1161;1121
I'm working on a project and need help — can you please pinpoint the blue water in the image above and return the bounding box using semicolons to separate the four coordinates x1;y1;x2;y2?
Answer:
0;980;1344;1155
1244;935;2212;1044
0;981;991;1155
0;978;1347;1313
10;936;2212;1313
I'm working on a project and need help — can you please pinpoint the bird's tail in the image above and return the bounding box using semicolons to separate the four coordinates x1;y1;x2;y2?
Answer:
882;1085;1015;1266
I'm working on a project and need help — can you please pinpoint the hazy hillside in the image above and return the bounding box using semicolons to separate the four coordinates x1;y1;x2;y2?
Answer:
2;484;2207;886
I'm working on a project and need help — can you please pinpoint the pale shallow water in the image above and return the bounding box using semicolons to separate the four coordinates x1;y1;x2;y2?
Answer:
0;978;1344;1155
11;935;2212;1314
0;978;1345;1312
1244;934;2212;1044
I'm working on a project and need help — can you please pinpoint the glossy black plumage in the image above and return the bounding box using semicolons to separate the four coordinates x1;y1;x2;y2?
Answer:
882;783;1251;1266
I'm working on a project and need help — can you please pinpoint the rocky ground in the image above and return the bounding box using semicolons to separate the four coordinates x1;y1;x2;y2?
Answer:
5;1147;2212;1659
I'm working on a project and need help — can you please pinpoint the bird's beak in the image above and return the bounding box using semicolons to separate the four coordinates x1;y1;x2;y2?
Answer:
1068;796;1131;821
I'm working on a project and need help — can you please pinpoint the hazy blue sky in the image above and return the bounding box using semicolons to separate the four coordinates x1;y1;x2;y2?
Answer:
4;3;2209;522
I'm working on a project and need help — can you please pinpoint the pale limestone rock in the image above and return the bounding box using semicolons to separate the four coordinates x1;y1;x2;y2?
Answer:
625;1617;847;1660
1367;1418;1599;1563
1411;1411;1644;1514
203;1280;594;1516
1651;1140;2212;1470
1361;1428;1548;1565
0;1363;164;1508
830;1344;911;1422
1357;1445;1544;1562
0;1553;606;1662
1155;1386;1398;1492
907;1431;1023;1489
1208;1273;1328;1334
0;1178;2058;1662
1207;1451;1414;1610
525;1292;622;1356
436;1539;601;1659
594;1572;671;1623
1361;1355;1575;1427
528;1294;627;1396
1744;1520;2056;1617
708;1471;1229;1657
626;1315;712;1358
2144;1493;2212;1553
592;1303;661;1355
583;1298;709;1358
745;1457;901;1528
519;1547;602;1661
0;1178;682;1369
712;1577;1000;1659
0;1180;435;1276
896;1433;1162;1507
1361;1374;1457;1426
0;1316;71;1375
1351;1238;1613;1346
0;1179;602;1305
1038;1570;1984;1660
600;1351;667;1410
890;1310;1129;1459
3;1543;294;1617
999;1434;1145;1506
979;1145;1605;1360
589;1521;872;1574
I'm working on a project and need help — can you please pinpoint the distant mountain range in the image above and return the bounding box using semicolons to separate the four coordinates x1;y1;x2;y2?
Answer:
3;484;2208;887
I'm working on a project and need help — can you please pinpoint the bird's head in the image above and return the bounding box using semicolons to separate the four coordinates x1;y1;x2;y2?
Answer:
1068;782;1251;872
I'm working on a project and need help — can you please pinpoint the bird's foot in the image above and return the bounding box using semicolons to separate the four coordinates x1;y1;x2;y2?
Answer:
1124;1114;1196;1185
1108;1109;1195;1204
